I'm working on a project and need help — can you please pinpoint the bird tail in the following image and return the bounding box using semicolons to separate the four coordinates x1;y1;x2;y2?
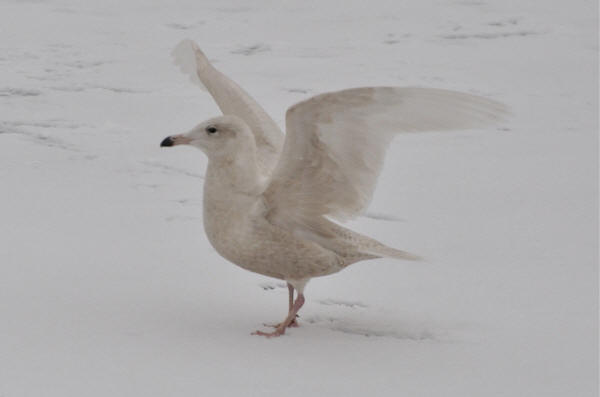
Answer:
360;242;422;261
318;218;421;262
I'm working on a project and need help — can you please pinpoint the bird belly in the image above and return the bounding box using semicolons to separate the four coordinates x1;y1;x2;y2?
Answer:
203;210;344;280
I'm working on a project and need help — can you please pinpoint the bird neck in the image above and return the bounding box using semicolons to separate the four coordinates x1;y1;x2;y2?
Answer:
204;145;264;197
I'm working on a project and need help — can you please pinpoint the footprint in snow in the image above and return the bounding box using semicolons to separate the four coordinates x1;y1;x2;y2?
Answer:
305;315;436;340
316;299;368;309
259;282;287;291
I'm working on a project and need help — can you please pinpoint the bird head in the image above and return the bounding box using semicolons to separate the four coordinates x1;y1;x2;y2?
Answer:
160;115;255;160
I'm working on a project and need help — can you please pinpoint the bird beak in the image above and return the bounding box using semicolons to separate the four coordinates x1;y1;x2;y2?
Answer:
160;134;192;147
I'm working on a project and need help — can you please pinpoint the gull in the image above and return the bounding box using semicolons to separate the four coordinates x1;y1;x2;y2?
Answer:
161;40;506;337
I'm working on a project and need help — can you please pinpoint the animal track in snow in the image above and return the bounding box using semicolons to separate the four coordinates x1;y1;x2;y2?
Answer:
258;282;287;291
0;120;83;151
230;44;271;56
305;315;436;340
487;18;519;27
442;31;540;40
0;87;42;97
141;161;204;179
164;21;204;30
316;299;368;309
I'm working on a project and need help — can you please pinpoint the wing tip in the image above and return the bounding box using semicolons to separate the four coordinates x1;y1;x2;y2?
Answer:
171;39;210;90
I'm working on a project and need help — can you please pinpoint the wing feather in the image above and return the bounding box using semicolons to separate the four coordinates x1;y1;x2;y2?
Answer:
264;86;508;227
172;40;284;173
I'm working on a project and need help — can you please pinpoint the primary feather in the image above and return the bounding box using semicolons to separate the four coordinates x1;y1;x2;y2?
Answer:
264;86;507;230
172;39;284;174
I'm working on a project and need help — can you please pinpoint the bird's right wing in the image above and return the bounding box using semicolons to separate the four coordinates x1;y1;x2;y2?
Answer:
263;87;507;234
172;40;284;173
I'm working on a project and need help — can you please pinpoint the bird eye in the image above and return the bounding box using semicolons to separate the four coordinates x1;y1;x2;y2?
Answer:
206;126;218;134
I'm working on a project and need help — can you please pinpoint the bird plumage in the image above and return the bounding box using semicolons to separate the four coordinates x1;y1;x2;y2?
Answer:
162;40;507;336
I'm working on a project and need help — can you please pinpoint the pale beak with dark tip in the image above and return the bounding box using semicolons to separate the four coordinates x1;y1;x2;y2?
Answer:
160;134;192;147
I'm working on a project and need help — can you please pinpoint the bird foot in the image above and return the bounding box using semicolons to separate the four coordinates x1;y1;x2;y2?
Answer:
253;292;305;338
254;316;300;337
252;327;286;338
263;318;299;329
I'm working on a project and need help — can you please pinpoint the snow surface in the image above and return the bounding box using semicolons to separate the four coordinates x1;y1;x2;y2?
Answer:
1;0;597;396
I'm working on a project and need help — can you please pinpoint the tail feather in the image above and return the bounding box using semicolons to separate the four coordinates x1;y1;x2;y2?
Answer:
360;243;422;261
315;217;422;262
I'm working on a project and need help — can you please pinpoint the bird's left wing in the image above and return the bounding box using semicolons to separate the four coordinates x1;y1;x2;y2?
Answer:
172;40;284;173
263;86;507;232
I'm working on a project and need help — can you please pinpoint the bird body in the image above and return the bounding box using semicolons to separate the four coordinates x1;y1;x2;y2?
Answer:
161;40;507;336
202;159;343;282
198;115;402;283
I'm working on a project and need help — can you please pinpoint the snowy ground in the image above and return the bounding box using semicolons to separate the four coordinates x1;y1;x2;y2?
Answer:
1;0;597;396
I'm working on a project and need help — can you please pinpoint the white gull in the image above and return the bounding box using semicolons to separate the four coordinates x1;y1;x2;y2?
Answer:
161;40;507;337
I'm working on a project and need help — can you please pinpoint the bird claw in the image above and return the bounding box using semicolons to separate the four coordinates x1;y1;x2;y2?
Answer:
252;328;286;337
263;318;299;329
253;294;304;337
254;316;300;337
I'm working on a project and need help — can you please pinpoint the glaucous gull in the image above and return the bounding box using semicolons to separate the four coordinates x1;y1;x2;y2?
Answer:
161;40;506;337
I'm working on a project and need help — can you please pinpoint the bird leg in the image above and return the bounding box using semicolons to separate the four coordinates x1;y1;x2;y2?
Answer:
253;289;305;337
286;283;300;328
263;283;299;328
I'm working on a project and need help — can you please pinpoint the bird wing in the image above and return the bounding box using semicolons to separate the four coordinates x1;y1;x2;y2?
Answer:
263;86;507;231
172;39;284;173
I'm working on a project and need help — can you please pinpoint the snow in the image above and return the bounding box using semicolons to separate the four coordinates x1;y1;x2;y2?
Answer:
0;0;597;396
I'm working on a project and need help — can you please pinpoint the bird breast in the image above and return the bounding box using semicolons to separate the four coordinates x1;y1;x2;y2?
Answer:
202;185;345;280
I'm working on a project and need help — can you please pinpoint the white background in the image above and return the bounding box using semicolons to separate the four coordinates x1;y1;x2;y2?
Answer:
1;0;597;396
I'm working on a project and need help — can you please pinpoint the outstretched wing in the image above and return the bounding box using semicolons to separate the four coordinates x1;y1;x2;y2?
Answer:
264;86;507;229
172;39;284;173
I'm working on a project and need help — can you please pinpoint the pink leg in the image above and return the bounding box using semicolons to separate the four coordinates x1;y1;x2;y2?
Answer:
286;283;299;327
287;283;294;311
253;292;305;337
263;283;299;328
